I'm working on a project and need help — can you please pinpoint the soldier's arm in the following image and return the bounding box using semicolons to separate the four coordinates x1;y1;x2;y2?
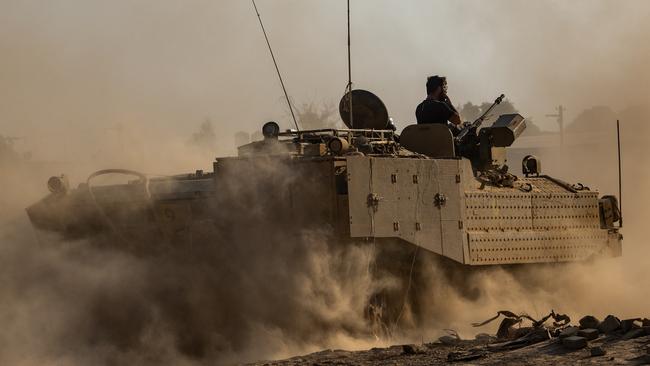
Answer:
441;93;461;125
449;112;461;125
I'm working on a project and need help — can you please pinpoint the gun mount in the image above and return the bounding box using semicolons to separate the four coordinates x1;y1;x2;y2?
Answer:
476;113;527;170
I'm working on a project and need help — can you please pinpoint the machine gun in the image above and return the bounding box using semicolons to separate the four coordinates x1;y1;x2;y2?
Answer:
455;93;505;145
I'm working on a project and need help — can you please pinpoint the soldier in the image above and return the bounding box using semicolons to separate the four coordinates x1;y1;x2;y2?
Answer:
415;75;462;128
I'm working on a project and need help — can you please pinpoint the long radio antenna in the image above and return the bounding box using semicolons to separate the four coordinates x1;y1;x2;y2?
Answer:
252;0;300;131
616;119;623;227
346;0;354;128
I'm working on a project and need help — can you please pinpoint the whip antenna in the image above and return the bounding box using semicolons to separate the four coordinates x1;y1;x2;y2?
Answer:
346;0;354;128
252;0;300;131
616;119;623;227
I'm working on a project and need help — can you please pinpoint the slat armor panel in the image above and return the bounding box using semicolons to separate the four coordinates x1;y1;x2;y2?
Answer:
465;192;533;230
464;177;611;265
531;192;600;230
468;229;608;264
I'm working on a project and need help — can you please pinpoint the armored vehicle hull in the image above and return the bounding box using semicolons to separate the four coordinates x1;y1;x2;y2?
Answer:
27;153;621;265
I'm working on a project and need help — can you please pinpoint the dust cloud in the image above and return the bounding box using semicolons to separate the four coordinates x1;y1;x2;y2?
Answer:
1;0;650;364
0;157;385;365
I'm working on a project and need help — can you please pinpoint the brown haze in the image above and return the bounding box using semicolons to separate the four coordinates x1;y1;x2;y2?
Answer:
1;0;649;365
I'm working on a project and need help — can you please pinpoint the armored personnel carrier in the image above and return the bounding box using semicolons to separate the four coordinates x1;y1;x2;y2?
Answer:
26;90;622;324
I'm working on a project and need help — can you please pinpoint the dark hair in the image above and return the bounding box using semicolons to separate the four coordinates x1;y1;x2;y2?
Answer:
426;75;446;94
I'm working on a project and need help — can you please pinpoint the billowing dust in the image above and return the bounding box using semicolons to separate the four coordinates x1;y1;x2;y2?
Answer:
0;157;381;365
1;1;650;365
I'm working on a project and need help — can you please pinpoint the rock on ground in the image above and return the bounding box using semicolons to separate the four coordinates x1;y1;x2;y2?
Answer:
598;315;621;334
579;315;601;330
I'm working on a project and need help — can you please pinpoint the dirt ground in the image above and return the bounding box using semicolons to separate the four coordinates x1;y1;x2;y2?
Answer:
250;332;650;365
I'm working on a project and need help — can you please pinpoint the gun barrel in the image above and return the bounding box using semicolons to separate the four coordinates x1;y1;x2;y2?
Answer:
455;93;505;144
480;94;505;123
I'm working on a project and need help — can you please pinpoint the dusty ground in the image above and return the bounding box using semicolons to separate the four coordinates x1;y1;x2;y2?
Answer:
250;332;650;365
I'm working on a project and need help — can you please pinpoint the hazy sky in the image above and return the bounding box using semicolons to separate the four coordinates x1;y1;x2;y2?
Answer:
1;0;648;155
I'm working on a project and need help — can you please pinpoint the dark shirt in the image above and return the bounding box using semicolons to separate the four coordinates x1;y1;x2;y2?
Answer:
415;98;454;125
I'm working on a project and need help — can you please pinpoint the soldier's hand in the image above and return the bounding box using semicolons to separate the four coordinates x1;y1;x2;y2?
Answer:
442;94;454;107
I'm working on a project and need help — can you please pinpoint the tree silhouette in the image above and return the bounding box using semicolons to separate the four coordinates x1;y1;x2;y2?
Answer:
188;119;218;153
294;102;342;130
458;99;519;122
565;106;617;133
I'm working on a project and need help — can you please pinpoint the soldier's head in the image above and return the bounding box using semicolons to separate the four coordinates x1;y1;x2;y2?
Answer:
426;75;447;98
